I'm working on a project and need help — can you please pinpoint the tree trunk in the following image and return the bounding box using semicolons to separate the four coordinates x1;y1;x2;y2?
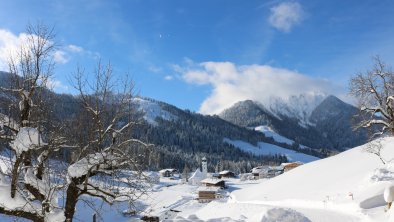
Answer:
20;99;31;127
64;181;80;222
10;155;23;198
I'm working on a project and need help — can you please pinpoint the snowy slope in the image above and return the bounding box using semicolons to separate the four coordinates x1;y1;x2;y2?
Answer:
223;138;319;163
224;137;394;221
254;125;294;145
231;138;393;203
131;97;176;125
254;125;308;149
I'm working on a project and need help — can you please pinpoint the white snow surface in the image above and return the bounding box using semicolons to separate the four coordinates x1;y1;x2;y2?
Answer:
224;138;319;163
132;97;176;125
231;138;394;203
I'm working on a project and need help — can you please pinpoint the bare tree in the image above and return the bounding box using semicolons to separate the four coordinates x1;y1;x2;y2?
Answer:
64;61;150;221
364;137;386;164
349;56;394;137
0;23;149;222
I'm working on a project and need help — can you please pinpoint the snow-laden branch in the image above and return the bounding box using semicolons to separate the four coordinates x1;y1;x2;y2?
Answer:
0;113;20;132
362;119;391;128
10;127;47;156
361;105;391;120
24;168;51;200
67;152;124;180
0;182;43;221
80;183;116;204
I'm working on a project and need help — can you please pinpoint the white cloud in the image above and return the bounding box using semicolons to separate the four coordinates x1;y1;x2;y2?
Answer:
177;61;346;114
53;50;69;64
46;78;70;92
67;44;84;53
0;29;91;71
268;2;304;32
148;65;162;73
164;75;174;81
0;29;27;70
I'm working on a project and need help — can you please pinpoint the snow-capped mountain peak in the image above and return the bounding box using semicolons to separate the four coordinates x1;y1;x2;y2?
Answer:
219;94;368;151
267;93;327;127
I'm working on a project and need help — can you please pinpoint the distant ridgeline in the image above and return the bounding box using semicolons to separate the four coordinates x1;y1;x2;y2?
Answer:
0;72;286;174
0;72;365;174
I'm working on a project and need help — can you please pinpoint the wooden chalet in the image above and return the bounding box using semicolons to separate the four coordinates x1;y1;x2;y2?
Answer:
197;186;222;203
200;178;226;189
251;166;283;179
219;170;236;178
159;168;178;177
281;162;303;172
251;166;269;179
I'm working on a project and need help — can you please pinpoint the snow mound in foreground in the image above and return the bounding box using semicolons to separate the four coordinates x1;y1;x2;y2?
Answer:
261;208;311;222
170;209;310;222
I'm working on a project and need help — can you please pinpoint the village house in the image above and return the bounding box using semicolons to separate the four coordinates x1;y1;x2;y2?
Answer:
251;166;269;179
197;186;223;203
218;170;236;178
197;178;226;202
267;166;284;178
281;162;303;172
251;165;284;179
159;168;178;178
200;178;226;189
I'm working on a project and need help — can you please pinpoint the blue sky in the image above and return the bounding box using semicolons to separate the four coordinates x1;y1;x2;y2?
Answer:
1;0;394;113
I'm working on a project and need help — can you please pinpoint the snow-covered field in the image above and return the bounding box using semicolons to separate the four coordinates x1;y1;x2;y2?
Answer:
224;138;319;163
3;138;394;221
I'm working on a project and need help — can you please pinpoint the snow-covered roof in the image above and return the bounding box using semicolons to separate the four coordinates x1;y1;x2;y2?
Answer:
280;162;303;167
251;166;269;174
219;170;231;175
159;168;177;173
189;169;204;181
201;178;224;185
269;166;284;171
